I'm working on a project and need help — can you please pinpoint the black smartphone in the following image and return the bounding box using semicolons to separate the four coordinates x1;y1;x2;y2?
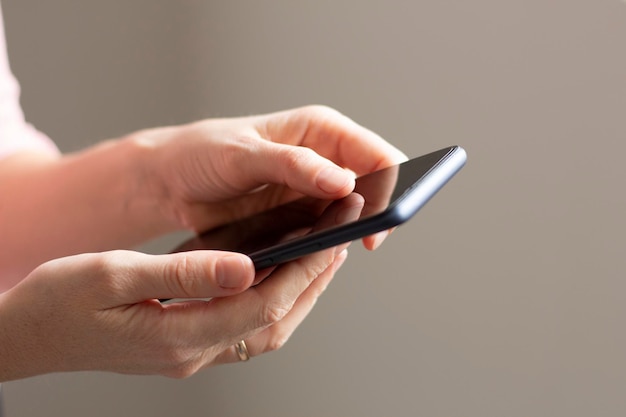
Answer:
172;146;467;269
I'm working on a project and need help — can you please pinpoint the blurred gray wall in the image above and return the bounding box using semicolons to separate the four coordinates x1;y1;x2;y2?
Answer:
3;1;626;416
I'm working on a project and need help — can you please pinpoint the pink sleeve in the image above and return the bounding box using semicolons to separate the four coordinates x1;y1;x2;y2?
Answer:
0;5;59;160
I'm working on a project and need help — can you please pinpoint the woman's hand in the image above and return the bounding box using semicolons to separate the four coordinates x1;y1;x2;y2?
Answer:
0;105;404;288
0;244;347;381
139;105;407;247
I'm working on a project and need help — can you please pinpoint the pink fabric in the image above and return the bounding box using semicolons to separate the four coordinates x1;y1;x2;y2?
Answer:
0;5;59;159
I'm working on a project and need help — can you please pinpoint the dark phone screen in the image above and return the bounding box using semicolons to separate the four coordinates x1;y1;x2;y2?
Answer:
173;147;454;257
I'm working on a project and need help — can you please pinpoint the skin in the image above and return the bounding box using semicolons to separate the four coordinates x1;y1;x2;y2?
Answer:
0;105;406;381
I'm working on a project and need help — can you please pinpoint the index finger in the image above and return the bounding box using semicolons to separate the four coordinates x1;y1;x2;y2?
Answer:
260;105;408;176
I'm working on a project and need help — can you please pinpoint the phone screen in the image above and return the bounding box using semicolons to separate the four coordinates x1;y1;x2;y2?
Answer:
173;146;464;267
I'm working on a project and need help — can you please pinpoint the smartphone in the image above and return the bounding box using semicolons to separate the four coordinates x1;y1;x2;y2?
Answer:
173;146;467;269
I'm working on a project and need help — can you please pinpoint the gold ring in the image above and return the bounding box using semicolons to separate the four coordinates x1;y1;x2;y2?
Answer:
235;340;250;361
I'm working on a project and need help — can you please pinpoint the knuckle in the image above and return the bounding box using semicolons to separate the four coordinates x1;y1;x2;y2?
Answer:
260;300;292;326
280;146;316;171
266;331;291;353
299;104;340;120
296;254;332;283
213;135;261;184
164;255;201;297
224;135;257;158
90;250;122;275
310;282;328;300
89;251;133;294
289;105;339;141
159;346;198;379
165;363;198;380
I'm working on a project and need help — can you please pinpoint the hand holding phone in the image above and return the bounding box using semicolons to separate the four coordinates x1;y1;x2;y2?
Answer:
173;146;467;269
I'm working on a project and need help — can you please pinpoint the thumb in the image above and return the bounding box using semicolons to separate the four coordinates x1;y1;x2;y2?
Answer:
104;250;255;303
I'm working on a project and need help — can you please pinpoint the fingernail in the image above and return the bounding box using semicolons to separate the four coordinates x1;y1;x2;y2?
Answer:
316;166;353;194
217;255;251;289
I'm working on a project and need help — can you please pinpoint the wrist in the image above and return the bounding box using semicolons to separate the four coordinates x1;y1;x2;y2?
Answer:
123;126;189;233
0;290;55;381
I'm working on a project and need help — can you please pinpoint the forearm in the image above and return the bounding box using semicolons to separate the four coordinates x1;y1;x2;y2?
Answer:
0;136;178;285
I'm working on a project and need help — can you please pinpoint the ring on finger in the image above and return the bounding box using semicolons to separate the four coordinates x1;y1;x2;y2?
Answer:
234;340;250;362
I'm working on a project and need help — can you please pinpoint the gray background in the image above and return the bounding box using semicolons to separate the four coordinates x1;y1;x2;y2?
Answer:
3;1;626;416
